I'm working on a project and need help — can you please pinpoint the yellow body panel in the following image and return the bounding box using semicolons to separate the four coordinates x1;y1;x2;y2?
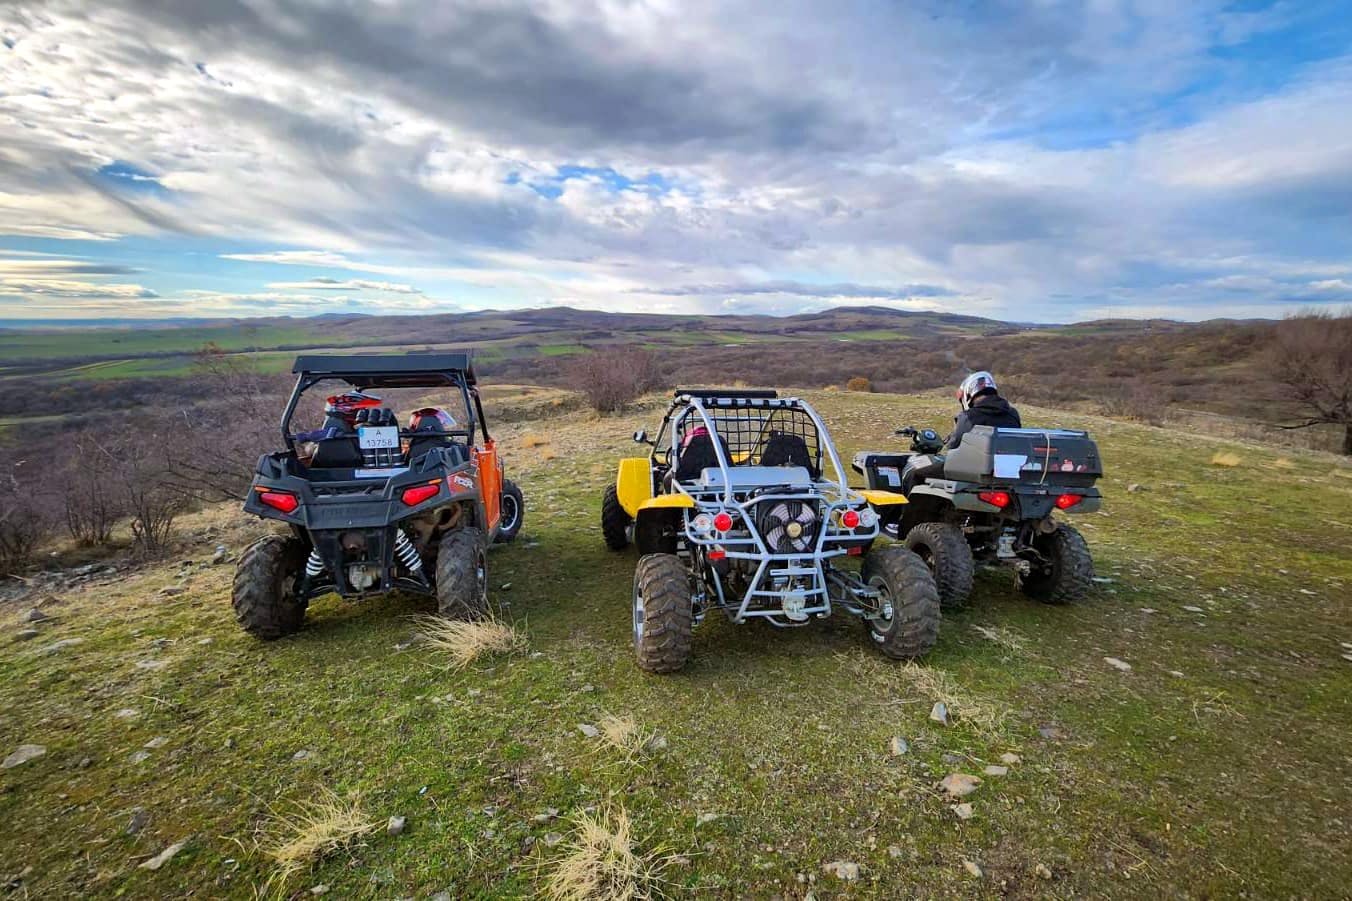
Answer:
859;489;908;506
616;457;655;517
638;494;696;511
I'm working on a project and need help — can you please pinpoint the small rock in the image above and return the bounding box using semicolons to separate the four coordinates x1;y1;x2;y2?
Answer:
292;749;311;761
998;752;1020;765
889;736;909;756
542;832;564;847
1038;724;1064;740
952;802;974;820
1034;863;1053;879
1169;670;1186;678
431;893;452;901
1140;607;1157;614
577;724;599;739
822;860;860;881
79;756;93;768
532;808;560;823
579;684;595;693
23;608;50;623
529;651;545;659
135;659;167;671
887;845;904;859
1104;657;1132;672
963;859;983;879
127;808;149;835
645;734;669;752
40;638;83;654
2;744;46;769
983;765;1008;777
695;813;720;827
1182;605;1204;613
1126;483;1147;493
144;736;168;749
938;773;982;798
15;628;40;642
129;750;151;764
499;582;512;590
393;641;413;652
197;637;213;646
159;587;184;597
929;701;950;726
114;708;139;719
309;885;328;896
211;546;229;564
387;815;406;836
138;838;189;870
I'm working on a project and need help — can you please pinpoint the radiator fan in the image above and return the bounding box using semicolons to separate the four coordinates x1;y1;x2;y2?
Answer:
759;500;818;554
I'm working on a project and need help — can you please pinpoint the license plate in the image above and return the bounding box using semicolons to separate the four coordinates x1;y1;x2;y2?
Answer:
357;426;400;449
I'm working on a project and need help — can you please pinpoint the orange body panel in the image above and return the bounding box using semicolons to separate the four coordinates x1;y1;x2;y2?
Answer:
473;438;502;531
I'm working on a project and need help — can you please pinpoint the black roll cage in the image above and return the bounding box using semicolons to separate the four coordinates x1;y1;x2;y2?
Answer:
280;354;489;452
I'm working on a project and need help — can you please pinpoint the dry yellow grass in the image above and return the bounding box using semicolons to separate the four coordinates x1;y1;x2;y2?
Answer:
895;663;1009;737
1210;451;1242;467
522;432;549;448
414;614;527;668
261;788;378;888
542;806;668;901
1271;457;1295;469
596;713;658;758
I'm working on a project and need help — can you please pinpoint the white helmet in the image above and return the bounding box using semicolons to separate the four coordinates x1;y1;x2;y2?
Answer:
957;371;998;410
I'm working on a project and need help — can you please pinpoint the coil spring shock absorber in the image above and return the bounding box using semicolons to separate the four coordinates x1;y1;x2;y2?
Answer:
393;529;425;577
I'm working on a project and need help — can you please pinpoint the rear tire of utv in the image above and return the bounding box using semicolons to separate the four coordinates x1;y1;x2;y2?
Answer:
436;527;489;619
495;480;525;543
601;484;632;551
904;522;975;610
861;546;940;660
633;553;693;674
1017;523;1093;605
232;535;307;640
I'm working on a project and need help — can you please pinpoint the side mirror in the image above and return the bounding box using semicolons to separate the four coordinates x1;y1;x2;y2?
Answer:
633;429;650;444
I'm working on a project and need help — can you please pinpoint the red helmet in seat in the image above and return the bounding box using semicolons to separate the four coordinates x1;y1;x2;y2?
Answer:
409;407;458;433
324;391;382;425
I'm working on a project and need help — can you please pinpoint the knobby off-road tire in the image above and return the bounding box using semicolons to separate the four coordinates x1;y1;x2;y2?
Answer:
632;553;693;674
1017;523;1093;605
232;535;307;640
495;479;525;543
861;546;941;660
436;527;489;619
601;484;632;551
904;521;975;610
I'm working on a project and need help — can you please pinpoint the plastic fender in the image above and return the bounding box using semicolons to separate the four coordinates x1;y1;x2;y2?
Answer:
637;494;695;511
616;457;656;517
859;489;908;507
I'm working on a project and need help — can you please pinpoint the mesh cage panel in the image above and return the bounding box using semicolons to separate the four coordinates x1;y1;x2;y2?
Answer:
674;402;821;474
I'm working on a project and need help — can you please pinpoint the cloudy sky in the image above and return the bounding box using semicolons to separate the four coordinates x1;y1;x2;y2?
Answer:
2;0;1351;323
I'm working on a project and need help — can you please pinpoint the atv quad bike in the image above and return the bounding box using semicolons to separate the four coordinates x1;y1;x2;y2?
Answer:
854;425;1102;608
232;353;525;639
602;389;940;673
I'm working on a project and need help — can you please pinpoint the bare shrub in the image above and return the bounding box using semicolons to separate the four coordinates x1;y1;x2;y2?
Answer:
1268;311;1352;455
0;460;54;576
565;347;663;413
845;376;873;392
110;429;184;556
1096;380;1164;425
62;432;125;546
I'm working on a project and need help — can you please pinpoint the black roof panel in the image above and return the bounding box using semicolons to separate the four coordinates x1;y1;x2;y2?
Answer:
292;353;476;387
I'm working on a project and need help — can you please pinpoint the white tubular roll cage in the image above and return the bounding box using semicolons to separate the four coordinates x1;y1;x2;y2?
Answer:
652;393;882;626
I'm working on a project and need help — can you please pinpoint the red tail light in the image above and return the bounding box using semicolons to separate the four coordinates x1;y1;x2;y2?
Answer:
713;512;734;532
708;547;727;561
841;509;861;529
401;483;441;506
1055;493;1082;510
259;490;299;514
978;490;1011;509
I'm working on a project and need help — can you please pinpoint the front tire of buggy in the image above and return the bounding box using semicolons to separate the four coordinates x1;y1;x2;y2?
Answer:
904;522;975;610
861;546;940;660
601;484;632;551
633;553;693;674
232;535;307;640
495;479;525;543
436;527;489;619
1017;523;1093;605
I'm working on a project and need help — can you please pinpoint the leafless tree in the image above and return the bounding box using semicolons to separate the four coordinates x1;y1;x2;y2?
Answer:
1269;311;1352;455
566;346;664;413
62;432;125;546
0;460;54;575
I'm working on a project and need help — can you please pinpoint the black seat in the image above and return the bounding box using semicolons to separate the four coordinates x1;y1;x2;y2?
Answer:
901;453;946;495
673;432;731;483
760;432;817;478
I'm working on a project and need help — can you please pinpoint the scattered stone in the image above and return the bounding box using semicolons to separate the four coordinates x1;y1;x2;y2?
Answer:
696;813;721;827
387;815;406;837
887;845;904;859
1140;607;1157;614
889;736;909;756
159;587;185;597
952;803;974;820
1092;576;1114;584
1126;483;1147;493
822;860;860;881
963;859;983;879
138;838;189;870
15;628;40;642
431;893;452;901
1169;670;1186;678
1182;605;1204;614
393;640;413;652
938;773;982;798
499;582;512;590
577;724;599;739
144;736;168;749
1034;863;1053;879
211;546;229;565
529;651;545;660
135;659;167;671
114;708;139;720
309;885;328;896
542;832;564;848
292;749;311;761
23;608;50;623
127;808;149;835
983;765;1008;777
1104;657;1132;672
929;701;951;726
197;637;213;646
2;744;46;769
532;808;560;823
79;756;93;768
1038;724;1064;740
40;638;83;654
129;751;151;764
579;684;595;693
998;752;1021;766
646;734;669;752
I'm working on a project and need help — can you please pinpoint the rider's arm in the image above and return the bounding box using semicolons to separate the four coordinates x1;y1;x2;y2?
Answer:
944;412;973;451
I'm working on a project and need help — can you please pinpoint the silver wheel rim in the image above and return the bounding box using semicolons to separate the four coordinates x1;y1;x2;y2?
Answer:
475;551;487;601
869;576;893;642
632;582;645;647
500;494;519;533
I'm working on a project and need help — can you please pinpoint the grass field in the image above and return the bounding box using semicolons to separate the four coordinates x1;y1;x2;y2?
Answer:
1;389;1349;898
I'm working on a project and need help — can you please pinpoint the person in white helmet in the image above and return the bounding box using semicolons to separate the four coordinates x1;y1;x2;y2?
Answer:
946;371;1020;450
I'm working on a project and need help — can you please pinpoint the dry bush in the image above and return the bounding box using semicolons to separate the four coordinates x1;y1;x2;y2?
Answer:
113;433;185;556
262;788;378;888
414;614;527;668
1096;380;1164;425
845;376;873;392
542;805;669;901
61;432;125;546
1268;311;1352;456
566;347;663;413
1210;452;1242;467
0;460;55;576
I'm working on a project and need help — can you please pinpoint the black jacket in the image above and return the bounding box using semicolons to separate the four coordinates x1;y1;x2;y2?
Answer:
946;394;1021;450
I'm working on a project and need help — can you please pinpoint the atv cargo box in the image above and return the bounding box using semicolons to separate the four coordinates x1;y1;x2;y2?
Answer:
943;426;1102;488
